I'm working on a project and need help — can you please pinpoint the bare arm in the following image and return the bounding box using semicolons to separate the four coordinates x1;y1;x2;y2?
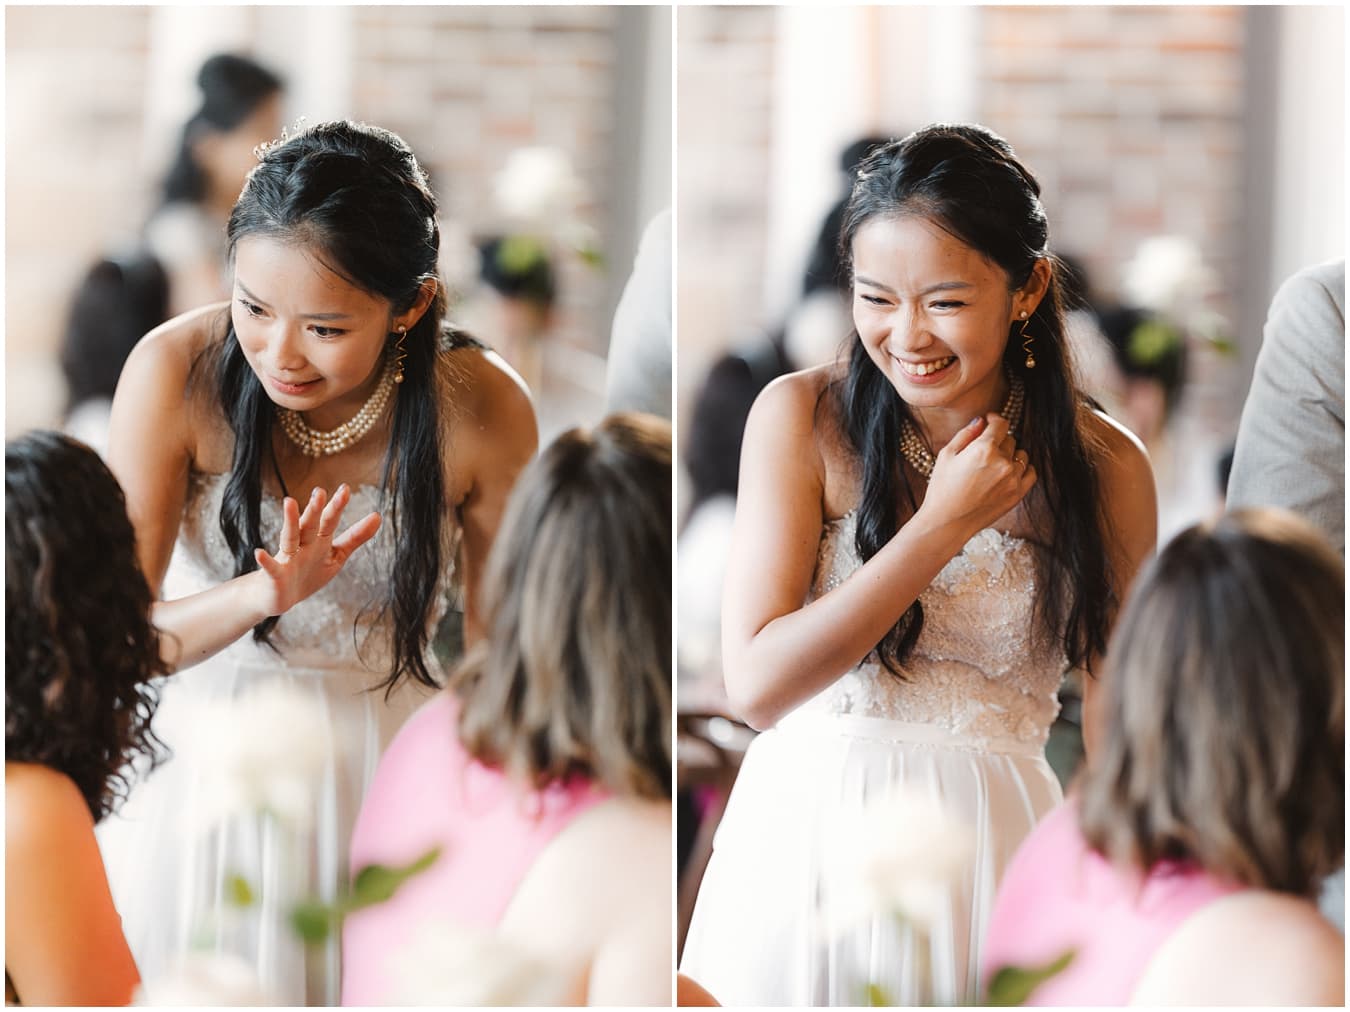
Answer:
108;314;382;671
1080;412;1157;759
452;349;539;646
5;765;139;1005
722;374;1038;730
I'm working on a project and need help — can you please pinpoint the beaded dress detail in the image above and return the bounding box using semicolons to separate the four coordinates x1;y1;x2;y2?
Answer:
96;472;451;1005
801;510;1063;745
682;510;1068;1007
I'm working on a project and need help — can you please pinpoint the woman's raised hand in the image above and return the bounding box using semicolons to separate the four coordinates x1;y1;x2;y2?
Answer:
917;414;1036;538
253;485;382;617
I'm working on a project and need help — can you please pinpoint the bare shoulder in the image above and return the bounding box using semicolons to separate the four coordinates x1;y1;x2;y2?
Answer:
5;762;94;855
122;302;230;383
440;339;537;440
1083;407;1153;491
1132;889;1345;1005
751;363;840;437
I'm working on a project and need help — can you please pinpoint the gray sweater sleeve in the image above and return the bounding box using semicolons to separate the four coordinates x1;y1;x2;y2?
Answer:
605;209;672;419
1227;259;1345;554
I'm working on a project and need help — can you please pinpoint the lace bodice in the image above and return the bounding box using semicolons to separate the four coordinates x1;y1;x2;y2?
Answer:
163;471;453;672
800;510;1065;745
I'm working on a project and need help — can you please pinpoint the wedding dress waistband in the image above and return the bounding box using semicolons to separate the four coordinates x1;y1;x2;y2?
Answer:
774;709;1047;758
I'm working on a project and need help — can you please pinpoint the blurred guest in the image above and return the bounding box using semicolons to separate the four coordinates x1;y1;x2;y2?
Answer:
474;233;559;398
57;53;282;452
5;432;168;1005
983;510;1344;1005
148;52;284;316
1228;259;1345;554
60;251;169;457
606;208;672;419
343;414;673;1006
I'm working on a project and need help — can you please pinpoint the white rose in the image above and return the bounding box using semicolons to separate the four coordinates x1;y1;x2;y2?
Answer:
184;683;336;832
822;785;976;936
134;952;273;1005
380;918;574;1005
492;147;588;230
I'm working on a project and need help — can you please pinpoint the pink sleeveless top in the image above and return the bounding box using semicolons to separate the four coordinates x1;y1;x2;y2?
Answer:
340;692;609;1005
982;801;1242;1005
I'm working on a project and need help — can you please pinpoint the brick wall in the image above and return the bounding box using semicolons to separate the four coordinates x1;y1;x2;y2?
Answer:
675;6;776;417
979;5;1244;328
5;6;155;430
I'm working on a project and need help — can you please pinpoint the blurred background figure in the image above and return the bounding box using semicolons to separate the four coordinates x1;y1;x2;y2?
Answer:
606;207;673;421
58;52;283;456
8;7;672;448
149;52;285;317
472;233;559;396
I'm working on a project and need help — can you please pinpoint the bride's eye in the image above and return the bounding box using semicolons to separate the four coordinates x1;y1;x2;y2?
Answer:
237;299;265;318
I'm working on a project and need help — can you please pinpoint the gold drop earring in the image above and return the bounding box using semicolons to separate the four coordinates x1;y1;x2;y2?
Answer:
1018;311;1037;369
392;325;408;384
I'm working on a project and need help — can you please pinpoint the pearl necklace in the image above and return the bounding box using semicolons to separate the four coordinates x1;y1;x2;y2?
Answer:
898;376;1025;479
276;356;397;458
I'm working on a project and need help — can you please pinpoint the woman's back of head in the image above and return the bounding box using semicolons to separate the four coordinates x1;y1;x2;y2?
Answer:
451;412;673;800
5;431;166;822
1081;507;1344;896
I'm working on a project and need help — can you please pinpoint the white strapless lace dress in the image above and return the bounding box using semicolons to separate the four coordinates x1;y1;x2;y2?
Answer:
96;472;444;1005
680;511;1066;1006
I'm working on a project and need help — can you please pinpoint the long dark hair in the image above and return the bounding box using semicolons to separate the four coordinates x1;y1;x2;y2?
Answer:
834;123;1114;678
451;414;672;799
161;53;283;207
6;432;168;822
1080;510;1343;895
214;120;452;693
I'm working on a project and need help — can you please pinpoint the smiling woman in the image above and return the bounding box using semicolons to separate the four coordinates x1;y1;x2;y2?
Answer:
93;120;538;1004
678;124;1157;1006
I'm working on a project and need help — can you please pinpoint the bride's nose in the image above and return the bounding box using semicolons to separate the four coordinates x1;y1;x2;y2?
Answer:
889;305;935;353
267;325;308;372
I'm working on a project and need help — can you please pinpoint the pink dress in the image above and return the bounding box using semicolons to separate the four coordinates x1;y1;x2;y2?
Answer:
341;692;609;1005
982;800;1242;1005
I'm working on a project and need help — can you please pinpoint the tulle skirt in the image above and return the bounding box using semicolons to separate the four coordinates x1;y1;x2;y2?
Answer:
680;710;1062;1007
96;651;432;1005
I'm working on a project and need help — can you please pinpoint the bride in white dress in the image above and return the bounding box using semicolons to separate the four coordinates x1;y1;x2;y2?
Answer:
679;124;1156;1006
95;121;536;1003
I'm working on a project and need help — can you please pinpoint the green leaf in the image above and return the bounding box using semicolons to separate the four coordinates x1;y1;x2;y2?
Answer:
983;949;1075;1006
290;902;336;945
576;243;605;270
350;846;443;910
863;982;894;1007
225;874;255;908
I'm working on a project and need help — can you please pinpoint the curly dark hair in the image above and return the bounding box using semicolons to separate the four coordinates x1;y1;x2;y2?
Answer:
5;431;167;822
